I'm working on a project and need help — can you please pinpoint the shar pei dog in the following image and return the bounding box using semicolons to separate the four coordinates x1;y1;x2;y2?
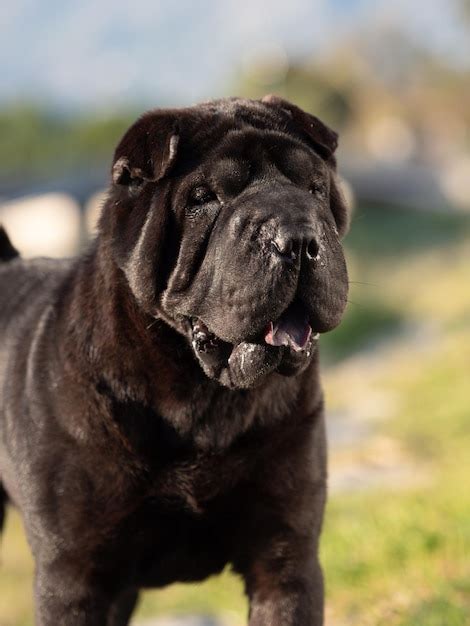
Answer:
0;96;349;626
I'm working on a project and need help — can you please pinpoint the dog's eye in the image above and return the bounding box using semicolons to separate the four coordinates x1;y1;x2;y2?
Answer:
190;186;217;206
309;182;327;200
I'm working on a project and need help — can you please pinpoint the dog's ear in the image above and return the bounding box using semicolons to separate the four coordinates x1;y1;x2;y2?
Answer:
112;111;179;186
261;94;338;162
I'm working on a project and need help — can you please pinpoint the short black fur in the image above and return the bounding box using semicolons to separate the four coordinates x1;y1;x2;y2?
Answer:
0;97;349;626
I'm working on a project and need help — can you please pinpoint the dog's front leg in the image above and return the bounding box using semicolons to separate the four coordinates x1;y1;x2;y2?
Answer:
34;561;113;626
243;547;324;626
234;478;326;626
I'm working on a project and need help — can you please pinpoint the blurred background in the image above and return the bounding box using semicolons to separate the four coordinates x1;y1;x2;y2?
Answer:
1;1;470;624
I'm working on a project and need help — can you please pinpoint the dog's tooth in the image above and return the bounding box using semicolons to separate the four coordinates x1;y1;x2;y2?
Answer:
193;318;210;334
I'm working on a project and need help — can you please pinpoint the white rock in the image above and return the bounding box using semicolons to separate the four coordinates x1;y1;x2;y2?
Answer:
0;193;81;258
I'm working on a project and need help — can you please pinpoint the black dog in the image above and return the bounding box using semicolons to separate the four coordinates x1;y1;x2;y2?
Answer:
0;96;349;626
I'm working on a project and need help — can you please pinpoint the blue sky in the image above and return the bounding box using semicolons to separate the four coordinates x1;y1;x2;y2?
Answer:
1;0;468;111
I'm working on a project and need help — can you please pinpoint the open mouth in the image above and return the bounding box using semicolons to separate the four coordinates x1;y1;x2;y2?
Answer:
264;300;319;352
190;300;320;358
186;300;321;387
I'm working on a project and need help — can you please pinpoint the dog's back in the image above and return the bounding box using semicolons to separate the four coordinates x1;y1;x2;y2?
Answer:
0;226;73;518
0;227;73;331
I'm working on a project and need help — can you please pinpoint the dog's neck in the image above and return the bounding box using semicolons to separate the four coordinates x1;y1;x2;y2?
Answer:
58;240;225;428
66;240;185;361
56;239;318;453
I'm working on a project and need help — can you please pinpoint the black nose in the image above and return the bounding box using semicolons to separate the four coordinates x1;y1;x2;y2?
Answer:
271;235;319;263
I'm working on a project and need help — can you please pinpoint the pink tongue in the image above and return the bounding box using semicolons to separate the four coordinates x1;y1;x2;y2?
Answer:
264;306;312;352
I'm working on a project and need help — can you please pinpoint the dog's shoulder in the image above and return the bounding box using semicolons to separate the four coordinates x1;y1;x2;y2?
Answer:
0;254;73;332
0;255;73;291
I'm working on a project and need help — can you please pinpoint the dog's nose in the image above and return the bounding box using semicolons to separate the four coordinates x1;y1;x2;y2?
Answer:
271;235;320;263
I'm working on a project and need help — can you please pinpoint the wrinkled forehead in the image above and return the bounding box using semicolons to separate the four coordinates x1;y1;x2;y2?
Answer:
211;129;324;173
201;129;327;182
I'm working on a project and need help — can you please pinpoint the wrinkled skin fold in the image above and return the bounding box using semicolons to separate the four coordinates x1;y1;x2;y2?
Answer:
110;102;349;388
0;97;349;626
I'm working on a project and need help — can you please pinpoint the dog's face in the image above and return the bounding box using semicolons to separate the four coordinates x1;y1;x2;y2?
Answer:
101;97;349;388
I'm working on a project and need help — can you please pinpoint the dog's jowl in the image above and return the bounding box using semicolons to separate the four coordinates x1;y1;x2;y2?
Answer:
0;96;349;626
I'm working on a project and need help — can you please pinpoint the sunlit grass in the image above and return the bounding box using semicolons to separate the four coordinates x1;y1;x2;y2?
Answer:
137;572;246;623
322;328;470;625
0;511;34;626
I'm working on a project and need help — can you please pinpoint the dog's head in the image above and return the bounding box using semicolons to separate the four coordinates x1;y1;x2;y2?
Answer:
101;97;349;389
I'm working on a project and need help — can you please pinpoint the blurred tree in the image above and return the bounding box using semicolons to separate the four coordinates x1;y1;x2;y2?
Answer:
459;0;470;20
233;23;470;169
0;106;136;185
234;60;355;130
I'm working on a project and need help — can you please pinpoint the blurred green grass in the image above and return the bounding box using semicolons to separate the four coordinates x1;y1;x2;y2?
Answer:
1;205;470;625
322;327;470;625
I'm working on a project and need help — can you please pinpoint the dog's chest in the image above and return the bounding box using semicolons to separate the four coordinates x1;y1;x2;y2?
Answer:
150;444;256;515
121;496;233;587
112;452;256;587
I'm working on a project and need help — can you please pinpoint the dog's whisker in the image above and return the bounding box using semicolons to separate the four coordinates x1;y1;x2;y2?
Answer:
348;281;377;287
